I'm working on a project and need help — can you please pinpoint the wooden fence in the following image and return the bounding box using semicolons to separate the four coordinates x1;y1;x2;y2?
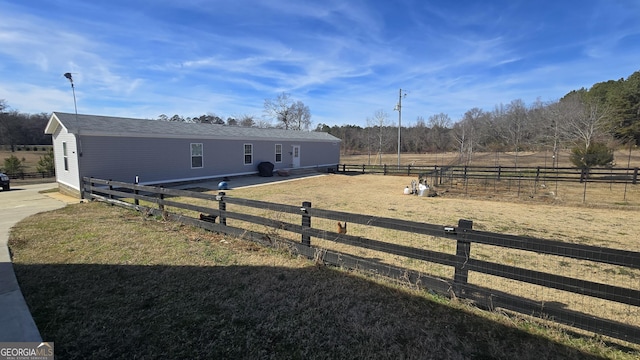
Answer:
337;164;640;185
82;176;640;344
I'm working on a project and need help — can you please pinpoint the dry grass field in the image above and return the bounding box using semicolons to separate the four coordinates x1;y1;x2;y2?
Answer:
341;149;640;168
9;201;639;359
0;148;52;173
222;173;640;332
340;150;640;207
7;148;640;357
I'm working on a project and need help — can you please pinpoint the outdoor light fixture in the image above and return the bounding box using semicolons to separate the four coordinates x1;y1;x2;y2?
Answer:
63;72;78;119
64;72;82;156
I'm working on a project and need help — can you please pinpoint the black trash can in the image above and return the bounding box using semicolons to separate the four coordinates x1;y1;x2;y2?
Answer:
258;162;274;177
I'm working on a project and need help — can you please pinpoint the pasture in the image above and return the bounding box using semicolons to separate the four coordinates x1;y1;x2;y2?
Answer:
340;149;640;168
222;174;640;333
0;148;52;173
7;150;640;358
8;199;638;359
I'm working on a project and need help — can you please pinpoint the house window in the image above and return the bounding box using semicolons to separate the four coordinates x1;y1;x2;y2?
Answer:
275;144;282;163
62;142;69;171
244;144;253;165
191;143;203;168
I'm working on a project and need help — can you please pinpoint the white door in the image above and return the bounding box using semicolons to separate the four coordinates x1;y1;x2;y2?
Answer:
292;145;300;168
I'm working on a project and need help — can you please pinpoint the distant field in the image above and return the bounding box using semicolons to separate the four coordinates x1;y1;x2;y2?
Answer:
0;148;52;172
341;149;640;168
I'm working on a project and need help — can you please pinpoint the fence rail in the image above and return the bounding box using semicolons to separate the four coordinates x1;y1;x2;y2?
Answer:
82;176;640;344
337;164;640;185
4;171;55;180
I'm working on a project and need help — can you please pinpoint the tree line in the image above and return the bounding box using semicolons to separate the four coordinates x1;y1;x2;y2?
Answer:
1;70;638;168
0;100;52;150
157;92;312;130
317;70;640;168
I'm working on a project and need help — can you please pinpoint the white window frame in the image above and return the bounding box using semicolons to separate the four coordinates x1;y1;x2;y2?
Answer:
191;143;203;169
244;143;253;165
62;141;69;171
275;144;282;163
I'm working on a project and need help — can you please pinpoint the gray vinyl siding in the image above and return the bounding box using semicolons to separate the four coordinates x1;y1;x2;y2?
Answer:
296;141;340;168
76;136;340;184
46;112;341;190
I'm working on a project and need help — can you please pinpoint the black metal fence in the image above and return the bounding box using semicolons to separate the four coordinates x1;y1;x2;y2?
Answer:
4;171;55;180
82;176;640;344
338;164;640;204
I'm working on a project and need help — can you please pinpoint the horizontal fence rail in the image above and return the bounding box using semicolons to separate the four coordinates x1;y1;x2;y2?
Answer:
337;164;640;185
82;176;640;344
4;171;55;180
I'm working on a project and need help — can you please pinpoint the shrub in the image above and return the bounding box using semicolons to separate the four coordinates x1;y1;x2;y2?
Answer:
570;142;614;168
36;149;55;175
3;155;25;175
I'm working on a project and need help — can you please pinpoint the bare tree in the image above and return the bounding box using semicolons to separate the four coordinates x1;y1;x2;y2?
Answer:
369;109;390;165
503;99;530;167
453;108;484;165
403;116;429;153
558;91;611;151
427;113;452;160
264;92;292;129
534;99;565;168
236;114;256;127
289;100;312;130
0;100;9;149
263;92;311;130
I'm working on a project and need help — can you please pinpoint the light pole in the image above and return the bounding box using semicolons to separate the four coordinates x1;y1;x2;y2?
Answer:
64;72;82;156
63;73;78;121
394;89;406;168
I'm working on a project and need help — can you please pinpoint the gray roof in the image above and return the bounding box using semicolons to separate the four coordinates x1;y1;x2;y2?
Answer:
47;112;341;142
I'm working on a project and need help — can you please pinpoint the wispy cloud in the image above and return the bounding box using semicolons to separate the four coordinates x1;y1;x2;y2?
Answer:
0;0;638;126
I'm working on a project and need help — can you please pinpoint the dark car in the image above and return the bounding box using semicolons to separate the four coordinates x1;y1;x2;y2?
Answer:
0;172;9;191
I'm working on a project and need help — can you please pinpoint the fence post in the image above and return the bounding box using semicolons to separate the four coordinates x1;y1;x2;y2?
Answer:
134;176;139;206
342;164;346;173
497;166;501;181
407;164;411;176
158;187;164;213
453;219;473;298
384;164;387;175
634;168;638;185
108;179;114;201
217;192;226;226
85;177;93;200
301;201;311;246
362;164;366;174
580;168;588;183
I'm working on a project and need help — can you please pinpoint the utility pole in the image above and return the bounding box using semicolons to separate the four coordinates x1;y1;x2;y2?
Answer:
394;89;406;168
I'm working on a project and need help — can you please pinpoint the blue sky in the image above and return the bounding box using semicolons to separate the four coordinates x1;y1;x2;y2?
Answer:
1;0;639;128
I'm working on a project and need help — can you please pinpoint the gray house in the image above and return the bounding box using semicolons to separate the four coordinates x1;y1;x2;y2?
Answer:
45;112;341;197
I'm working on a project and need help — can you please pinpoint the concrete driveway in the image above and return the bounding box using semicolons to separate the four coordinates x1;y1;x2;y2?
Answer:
0;183;72;342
